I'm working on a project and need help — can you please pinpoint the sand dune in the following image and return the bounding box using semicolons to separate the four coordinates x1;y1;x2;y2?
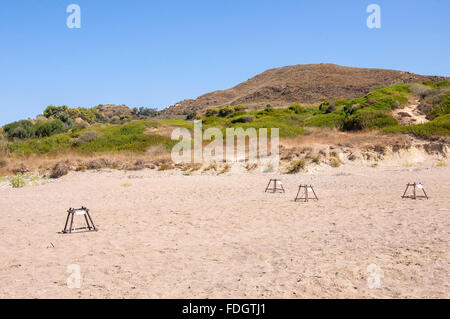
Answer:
0;165;449;298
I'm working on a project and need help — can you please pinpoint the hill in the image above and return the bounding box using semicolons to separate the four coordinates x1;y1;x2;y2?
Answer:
1;80;449;178
164;64;447;116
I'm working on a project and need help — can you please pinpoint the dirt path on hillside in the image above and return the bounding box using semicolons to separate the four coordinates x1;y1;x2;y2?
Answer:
393;97;428;125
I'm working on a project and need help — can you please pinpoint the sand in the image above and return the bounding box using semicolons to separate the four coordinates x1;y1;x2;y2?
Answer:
0;165;449;298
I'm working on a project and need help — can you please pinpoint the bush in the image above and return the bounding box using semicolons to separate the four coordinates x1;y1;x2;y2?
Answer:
9;174;26;188
383;114;450;138
329;158;341;167
305;112;345;128
138;107;159;117
324;102;336;114
43;105;69;118
289;104;306;114
228;111;246;118
342;110;397;131
3;120;34;139
231;116;254;124
185;111;197;120
49;161;70;179
218;107;234;118
286;159;306;174
205;108;219;117
410;83;433;97
34;119;64;137
72;130;100;146
233;105;247;112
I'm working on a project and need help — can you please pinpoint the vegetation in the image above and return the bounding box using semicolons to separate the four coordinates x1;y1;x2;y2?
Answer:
383;114;450;138
9;174;26;188
6;121;176;155
1;81;449;158
286;159;306;174
329;158;341;168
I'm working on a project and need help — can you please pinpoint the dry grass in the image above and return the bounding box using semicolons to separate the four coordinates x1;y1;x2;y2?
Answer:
180;163;202;172
403;161;415;168
436;159;447;167
245;163;258;171
285;158;307;174
329;158;341;168
203;163;218;172
217;164;231;175
279;129;412;151
311;154;321;164
157;162;174;171
0;150;173;175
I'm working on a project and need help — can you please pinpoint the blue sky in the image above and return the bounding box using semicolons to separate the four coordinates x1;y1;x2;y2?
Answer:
1;0;449;125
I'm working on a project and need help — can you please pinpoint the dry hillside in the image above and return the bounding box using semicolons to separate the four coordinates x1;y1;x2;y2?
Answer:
164;64;447;115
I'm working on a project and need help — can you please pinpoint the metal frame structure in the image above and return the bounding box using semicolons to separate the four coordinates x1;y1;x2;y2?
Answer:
62;207;97;234
402;182;428;200
265;179;285;193
295;185;319;202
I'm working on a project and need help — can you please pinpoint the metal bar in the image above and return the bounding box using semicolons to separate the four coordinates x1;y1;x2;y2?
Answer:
422;187;429;199
265;179;272;192
63;212;71;233
86;212;97;230
311;186;319;200
295;186;301;201
84;214;91;230
402;184;409;198
69;213;74;234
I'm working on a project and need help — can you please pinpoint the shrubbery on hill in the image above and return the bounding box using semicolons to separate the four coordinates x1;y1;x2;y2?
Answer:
2;82;449;154
342;109;398;131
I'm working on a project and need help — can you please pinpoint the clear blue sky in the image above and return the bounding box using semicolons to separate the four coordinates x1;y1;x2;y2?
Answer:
1;0;449;125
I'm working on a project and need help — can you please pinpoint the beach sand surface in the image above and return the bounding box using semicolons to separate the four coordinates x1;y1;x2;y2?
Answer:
0;166;449;298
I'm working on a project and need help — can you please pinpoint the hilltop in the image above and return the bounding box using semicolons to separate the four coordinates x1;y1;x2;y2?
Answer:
164;64;447;116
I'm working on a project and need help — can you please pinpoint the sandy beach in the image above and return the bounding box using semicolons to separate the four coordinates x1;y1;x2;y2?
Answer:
0;164;448;299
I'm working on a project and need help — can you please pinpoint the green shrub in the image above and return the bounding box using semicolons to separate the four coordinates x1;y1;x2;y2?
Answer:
410;83;433;97
72;130;100;146
218;106;234;118
9;174;26;188
34;119;65;137
289;104;306;114
205;108;219;117
231;116;254;124
342;110;397;131
324;102;336;114
233;105;247;112
228;111;246;118
383;114;450;138
185;111;197;120
3;120;34;139
305;112;344;128
7;121;176;155
421;80;450;89
43;105;69;118
77;122;175;153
